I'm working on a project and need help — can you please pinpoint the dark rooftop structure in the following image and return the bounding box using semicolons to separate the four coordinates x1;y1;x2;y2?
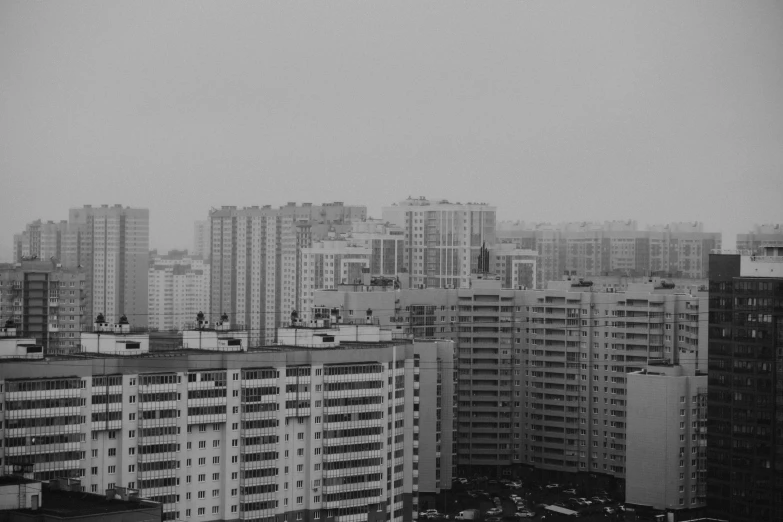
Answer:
3;481;162;522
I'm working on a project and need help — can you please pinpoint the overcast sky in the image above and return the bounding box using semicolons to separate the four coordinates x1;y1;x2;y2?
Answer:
1;1;782;254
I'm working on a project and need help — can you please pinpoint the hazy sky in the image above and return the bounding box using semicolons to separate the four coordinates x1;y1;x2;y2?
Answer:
1;1;782;254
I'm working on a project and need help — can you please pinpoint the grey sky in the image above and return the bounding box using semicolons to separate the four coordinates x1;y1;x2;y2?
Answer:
1;1;782;253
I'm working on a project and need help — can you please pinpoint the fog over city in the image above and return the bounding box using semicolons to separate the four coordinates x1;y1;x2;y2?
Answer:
1;1;782;254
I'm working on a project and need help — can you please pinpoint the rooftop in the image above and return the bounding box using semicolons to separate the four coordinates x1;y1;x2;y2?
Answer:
0;475;38;486
14;485;160;518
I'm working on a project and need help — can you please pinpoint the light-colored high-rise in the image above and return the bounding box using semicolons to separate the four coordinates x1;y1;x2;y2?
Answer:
315;275;707;487
382;197;496;289
7;204;148;339
148;251;210;332
0;320;453;522
735;223;783;253
210;203;366;346
497;220;721;286
67;205;149;326
193;220;211;259
11;219;70;262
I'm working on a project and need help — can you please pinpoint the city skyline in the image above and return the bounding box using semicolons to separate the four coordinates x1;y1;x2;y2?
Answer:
3;198;779;259
2;2;782;253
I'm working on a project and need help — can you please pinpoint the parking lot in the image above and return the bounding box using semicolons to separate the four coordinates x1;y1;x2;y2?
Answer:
425;475;636;521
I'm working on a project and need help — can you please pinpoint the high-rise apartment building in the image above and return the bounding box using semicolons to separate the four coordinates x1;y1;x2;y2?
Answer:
66;205;149;327
315;276;707;491
193;220;211;259
13;206;150;327
148;251;210;332
707;246;783;522
0;260;87;353
210;203;366;346
497;221;721;286
0;319;452;522
382;197;496;289
11;220;70;263
736;224;783;253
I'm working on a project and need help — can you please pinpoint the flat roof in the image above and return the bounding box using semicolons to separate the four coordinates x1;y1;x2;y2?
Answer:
0;475;39;486
27;487;160;517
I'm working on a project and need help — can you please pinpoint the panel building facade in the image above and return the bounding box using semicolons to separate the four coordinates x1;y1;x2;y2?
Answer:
315;276;707;501
497;221;721;287
707;247;783;522
0;260;87;353
209;203;366;346
382;198;496;290
0;329;453;522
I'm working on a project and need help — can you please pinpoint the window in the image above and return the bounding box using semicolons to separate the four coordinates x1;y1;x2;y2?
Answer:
231;506;238;513
297;480;303;488
198;491;205;499
213;473;220;481
91;449;98;458
187;459;192;467
108;465;116;473
213;440;220;447
128;464;135;472
213;456;220;464
128;430;135;438
297;496;303;505
212;506;219;514
186;493;192;500
297;464;303;472
108;448;116;457
198;474;206;482
199;457;206;466
198;441;206;449
297;448;304;456
198;507;205;516
231;489;238;496
212;489;220;497
129;413;136;421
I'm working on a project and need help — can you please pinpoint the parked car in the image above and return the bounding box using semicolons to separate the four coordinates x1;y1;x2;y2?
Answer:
578;498;593;506
486;507;503;516
421;510;441;519
545;483;560;489
604;507;616;514
515;511;535;518
591;496;606;504
563;488;577;495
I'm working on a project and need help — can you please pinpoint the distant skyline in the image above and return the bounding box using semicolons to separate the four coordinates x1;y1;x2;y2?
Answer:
2;1;782;254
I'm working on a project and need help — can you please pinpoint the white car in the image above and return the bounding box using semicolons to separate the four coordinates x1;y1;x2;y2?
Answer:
515;511;535;518
486;508;503;516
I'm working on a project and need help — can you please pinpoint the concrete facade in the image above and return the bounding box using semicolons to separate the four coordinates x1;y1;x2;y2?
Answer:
0;261;88;353
0;334;450;522
626;365;707;511
382;197;496;290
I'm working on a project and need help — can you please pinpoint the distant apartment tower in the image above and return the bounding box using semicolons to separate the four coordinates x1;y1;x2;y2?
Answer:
67;205;149;327
210;202;366;345
707;246;783;522
11;219;70;262
193;220;211;259
0;260;87;353
382;197;496;289
148;251;210;331
497;220;721;286
736;223;783;253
